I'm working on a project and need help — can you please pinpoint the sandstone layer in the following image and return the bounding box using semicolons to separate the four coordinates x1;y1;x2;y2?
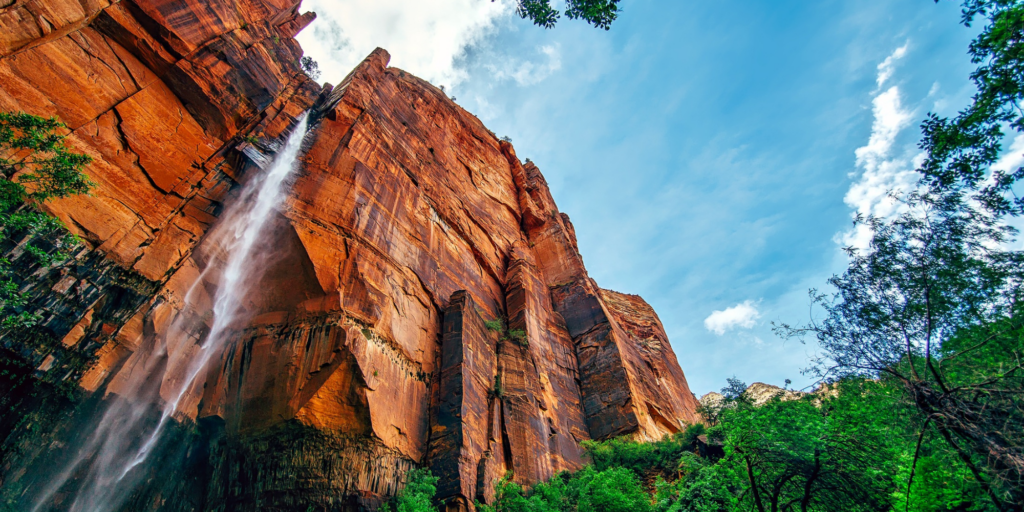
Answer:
0;1;700;510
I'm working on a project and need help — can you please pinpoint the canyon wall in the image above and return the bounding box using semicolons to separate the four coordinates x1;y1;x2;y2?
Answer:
0;0;700;510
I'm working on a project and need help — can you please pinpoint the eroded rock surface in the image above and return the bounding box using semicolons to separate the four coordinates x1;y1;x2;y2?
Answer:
0;1;702;510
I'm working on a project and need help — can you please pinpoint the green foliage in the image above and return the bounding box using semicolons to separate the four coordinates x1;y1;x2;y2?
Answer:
479;378;1000;511
485;317;530;347
0;112;91;201
485;318;504;332
721;381;901;511
582;423;705;479
513;0;621;30
381;468;438;512
479;467;651;512
493;373;505;398
1;112;91;329
719;377;748;401
653;454;738;512
507;329;528;346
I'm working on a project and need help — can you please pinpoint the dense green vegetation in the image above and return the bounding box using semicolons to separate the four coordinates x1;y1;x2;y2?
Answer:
466;379;1007;511
0;111;91;329
381;469;440;512
387;375;1010;510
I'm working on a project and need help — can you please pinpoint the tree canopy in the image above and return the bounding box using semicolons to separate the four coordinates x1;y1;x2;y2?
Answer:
510;0;621;30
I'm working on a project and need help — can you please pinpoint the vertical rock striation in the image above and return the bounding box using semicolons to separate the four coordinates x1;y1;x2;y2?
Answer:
0;1;700;510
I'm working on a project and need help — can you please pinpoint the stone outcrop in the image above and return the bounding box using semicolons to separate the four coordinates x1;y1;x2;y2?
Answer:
697;383;806;419
0;1;702;510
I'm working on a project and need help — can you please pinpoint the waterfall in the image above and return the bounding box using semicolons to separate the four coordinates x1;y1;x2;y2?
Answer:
30;113;311;512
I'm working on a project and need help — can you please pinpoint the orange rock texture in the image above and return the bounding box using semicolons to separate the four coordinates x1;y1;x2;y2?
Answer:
0;0;700;509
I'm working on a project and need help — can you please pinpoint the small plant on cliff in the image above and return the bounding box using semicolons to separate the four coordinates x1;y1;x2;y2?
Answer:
380;468;438;512
485;317;529;347
484;318;504;333
507;329;528;347
492;374;505;398
1;111;92;329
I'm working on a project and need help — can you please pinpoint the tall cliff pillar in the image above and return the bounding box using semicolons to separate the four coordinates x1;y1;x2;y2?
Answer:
501;247;588;483
429;291;499;511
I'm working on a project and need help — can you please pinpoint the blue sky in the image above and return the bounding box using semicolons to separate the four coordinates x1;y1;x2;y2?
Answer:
297;0;985;395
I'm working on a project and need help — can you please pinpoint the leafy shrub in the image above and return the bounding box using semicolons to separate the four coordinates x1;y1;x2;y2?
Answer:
484;317;530;347
381;468;438;512
492;374;505;398
582;423;704;479
484;318;504;332
1;111;91;329
507;329;528;346
478;467;651;512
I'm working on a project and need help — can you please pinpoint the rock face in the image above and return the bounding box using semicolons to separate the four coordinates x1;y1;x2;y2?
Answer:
0;1;700;510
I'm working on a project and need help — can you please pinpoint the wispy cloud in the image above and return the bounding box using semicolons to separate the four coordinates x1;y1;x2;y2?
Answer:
486;44;563;86
704;300;761;335
992;134;1024;175
842;44;920;250
876;42;908;88
296;0;514;86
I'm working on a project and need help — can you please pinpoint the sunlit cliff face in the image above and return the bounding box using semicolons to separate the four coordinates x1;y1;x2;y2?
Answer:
0;2;700;510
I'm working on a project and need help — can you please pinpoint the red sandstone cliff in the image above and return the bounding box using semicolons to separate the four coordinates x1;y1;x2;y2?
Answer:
0;1;700;510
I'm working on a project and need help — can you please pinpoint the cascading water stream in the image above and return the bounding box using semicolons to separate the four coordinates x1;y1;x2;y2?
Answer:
31;112;310;512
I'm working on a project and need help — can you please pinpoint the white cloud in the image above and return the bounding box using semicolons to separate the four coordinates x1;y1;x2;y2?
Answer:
486;44;563;86
842;44;920;251
875;42;908;88
704;300;761;335
992;133;1024;174
992;135;1024;250
296;0;515;87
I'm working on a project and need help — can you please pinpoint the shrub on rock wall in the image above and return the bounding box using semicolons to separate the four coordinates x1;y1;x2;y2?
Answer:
1;111;92;329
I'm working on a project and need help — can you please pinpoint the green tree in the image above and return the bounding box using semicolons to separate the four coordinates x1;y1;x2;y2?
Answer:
509;0;621;30
381;468;438;512
713;383;897;512
583;424;705;480
775;1;1024;507
1;111;91;329
653;452;739;512
720;377;749;401
300;55;321;81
